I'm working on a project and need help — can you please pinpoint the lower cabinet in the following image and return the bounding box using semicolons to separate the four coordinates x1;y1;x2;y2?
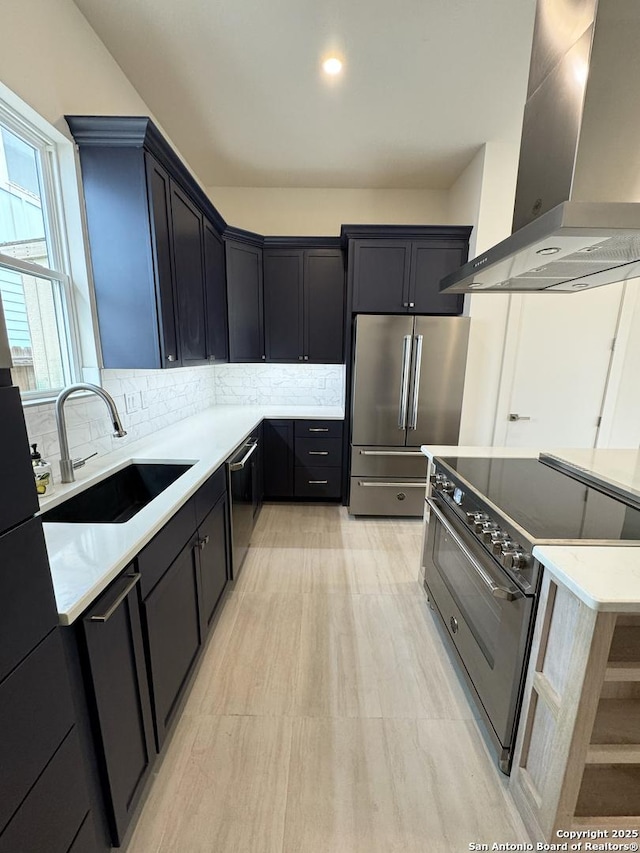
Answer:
141;535;202;752
198;492;230;635
81;569;155;846
263;418;343;499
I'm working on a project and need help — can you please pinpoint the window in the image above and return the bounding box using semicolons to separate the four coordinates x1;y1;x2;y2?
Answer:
0;104;78;398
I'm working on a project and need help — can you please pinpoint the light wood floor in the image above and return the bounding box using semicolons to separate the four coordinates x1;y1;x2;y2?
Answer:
126;503;530;853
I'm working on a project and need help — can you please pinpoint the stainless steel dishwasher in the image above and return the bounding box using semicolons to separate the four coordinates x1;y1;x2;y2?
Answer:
227;434;260;577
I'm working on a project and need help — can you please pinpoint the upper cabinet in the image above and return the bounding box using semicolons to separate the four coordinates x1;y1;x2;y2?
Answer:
225;236;265;362
343;225;472;316
66;116;229;369
263;243;345;364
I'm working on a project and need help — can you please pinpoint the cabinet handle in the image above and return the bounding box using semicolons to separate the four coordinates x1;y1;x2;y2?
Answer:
409;302;415;307
89;573;141;622
166;355;176;362
403;302;408;308
309;480;328;485
308;428;329;432
198;535;210;550
308;451;329;455
298;356;303;361
261;354;266;360
304;355;309;360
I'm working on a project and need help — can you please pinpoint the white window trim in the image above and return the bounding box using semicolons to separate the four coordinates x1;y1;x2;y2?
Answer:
0;88;100;402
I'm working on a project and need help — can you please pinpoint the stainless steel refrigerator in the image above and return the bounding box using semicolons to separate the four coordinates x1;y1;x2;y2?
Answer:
349;314;470;516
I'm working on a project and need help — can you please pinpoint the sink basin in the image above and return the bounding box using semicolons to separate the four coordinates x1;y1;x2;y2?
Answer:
42;462;193;524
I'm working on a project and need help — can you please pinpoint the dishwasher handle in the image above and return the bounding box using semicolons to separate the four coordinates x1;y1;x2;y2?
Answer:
228;440;258;471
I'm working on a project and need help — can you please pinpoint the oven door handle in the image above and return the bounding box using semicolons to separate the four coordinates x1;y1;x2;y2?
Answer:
427;498;520;602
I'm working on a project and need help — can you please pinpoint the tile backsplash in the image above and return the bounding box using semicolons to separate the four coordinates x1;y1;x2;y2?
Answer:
22;363;345;470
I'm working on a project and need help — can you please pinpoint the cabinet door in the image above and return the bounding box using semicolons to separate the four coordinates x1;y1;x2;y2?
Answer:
351;241;412;313
408;243;465;315
263;250;304;361
0;385;39;534
82;571;155;846
204;221;229;362
145;153;180;366
170;182;207;364
142;539;201;751
197;494;230;636
262;419;294;498
226;241;264;361
304;249;345;362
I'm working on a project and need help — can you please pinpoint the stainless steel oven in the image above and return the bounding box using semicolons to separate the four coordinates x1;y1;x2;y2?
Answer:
424;495;536;773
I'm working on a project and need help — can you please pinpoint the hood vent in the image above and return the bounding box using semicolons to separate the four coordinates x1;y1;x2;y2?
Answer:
441;0;640;294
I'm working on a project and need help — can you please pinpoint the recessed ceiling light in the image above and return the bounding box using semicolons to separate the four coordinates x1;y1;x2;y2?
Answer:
322;57;343;76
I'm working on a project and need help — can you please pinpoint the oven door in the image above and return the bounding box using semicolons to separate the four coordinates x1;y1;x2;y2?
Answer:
424;497;534;762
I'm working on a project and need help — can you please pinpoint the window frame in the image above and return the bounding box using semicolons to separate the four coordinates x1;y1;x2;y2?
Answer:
0;99;82;401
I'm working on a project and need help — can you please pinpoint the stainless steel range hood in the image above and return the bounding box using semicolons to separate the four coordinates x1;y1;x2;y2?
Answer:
442;0;640;294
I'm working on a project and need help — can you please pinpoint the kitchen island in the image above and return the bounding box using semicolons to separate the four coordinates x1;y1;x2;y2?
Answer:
422;444;640;841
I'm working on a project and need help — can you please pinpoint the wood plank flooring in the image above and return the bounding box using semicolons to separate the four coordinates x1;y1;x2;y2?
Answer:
126;504;530;853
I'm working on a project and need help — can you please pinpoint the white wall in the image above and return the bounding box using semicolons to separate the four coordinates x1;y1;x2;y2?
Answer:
207;187;450;235
454;142;520;445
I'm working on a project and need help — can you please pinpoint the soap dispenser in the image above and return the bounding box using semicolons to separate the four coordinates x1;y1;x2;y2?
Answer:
31;443;55;496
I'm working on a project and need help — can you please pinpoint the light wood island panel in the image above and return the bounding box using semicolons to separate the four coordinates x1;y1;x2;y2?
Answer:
510;573;640;839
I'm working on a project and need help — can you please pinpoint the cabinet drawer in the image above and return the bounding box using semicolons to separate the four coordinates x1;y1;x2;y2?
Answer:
0;728;89;853
194;466;226;527
138;498;197;598
294;419;343;439
348;476;426;517
0;630;75;833
294;437;342;468
0;517;58;682
294;467;342;499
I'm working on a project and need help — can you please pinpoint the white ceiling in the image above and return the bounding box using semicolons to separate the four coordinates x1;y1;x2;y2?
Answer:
72;0;537;190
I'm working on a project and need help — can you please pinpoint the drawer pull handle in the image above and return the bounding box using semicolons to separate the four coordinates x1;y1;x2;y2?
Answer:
359;450;424;457
309;480;328;485
357;481;426;488
308;451;329;456
308;428;329;432
89;573;141;622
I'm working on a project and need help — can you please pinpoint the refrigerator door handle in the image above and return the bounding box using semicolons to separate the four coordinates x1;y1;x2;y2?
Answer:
408;335;423;430
397;334;412;429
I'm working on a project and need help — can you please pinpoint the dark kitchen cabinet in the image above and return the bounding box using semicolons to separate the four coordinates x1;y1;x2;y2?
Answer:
263;246;344;363
170;181;207;365
142;535;202;751
262;419;343;500
197;492;230;635
263;419;294;498
344;226;471;315
204;220;229;362
0;385;39;533
226;239;265;362
263;251;303;361
351;240;412;313
81;570;155;846
66;116;228;369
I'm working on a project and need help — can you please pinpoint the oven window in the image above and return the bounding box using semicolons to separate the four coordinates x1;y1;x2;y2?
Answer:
431;521;504;668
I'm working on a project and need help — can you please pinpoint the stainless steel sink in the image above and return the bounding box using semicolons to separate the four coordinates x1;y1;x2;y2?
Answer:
41;462;193;524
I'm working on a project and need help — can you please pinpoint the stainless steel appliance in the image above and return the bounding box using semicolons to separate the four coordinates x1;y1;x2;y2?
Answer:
441;0;640;295
227;434;260;577
424;454;640;773
349;314;469;516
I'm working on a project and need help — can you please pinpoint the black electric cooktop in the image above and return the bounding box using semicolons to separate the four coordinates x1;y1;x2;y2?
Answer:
438;456;640;543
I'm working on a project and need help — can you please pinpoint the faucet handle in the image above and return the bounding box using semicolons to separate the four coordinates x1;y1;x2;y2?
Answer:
72;451;98;470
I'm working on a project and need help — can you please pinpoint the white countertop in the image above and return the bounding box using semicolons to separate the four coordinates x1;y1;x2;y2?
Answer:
533;545;640;613
422;444;640;613
42;405;343;624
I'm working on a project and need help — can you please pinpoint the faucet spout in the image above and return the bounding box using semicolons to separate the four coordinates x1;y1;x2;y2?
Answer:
55;383;127;483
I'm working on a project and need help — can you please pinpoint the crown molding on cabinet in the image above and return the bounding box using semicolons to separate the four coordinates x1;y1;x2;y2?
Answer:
340;223;473;247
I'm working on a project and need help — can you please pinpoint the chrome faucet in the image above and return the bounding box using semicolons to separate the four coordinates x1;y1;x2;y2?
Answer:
55;383;127;483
